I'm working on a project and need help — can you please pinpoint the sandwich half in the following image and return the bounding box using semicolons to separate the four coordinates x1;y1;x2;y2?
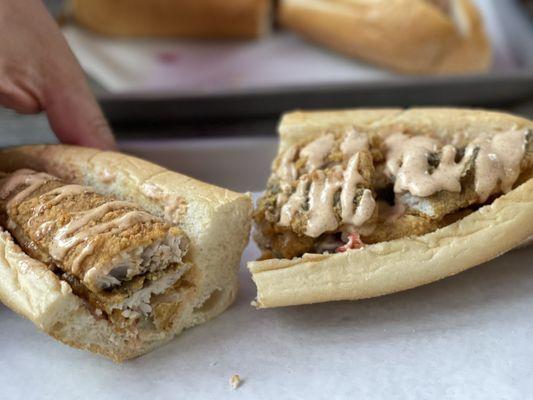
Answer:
279;0;491;74
250;108;533;308
0;145;251;361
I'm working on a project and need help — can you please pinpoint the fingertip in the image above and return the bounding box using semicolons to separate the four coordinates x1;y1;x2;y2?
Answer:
49;112;117;150
82;120;118;151
45;89;118;151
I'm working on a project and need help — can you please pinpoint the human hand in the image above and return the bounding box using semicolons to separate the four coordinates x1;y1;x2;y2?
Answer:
0;0;116;149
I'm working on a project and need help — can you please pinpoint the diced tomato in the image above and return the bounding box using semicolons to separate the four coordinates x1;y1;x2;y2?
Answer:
335;232;365;253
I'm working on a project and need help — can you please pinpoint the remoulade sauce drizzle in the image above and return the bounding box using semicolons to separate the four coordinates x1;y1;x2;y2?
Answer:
300;134;335;172
385;134;464;197
341;153;375;227
274;128;528;238
63;210;155;274
279;176;308;227
385;129;528;201
0;170;58;208
49;201;149;261
43;184;94;207
341;128;369;156
277;130;376;238
305;169;343;237
0;170;157;276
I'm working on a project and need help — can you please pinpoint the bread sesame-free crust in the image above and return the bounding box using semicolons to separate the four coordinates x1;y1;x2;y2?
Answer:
279;0;491;74
248;108;533;308
0;145;252;361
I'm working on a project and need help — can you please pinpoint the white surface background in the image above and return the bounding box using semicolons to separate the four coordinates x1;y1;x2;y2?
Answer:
2;1;533;396
1;236;533;399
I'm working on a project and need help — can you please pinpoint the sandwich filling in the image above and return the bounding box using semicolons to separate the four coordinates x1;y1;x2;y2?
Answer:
255;128;533;259
0;169;192;332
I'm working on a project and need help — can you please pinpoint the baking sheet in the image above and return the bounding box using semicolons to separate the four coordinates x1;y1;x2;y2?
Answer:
2;198;533;399
62;0;533;122
63;0;525;94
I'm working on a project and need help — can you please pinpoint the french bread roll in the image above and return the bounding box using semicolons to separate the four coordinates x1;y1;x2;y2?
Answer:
279;0;491;74
0;145;251;361
250;108;533;308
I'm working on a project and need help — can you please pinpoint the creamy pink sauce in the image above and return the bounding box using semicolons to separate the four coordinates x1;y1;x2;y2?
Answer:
276;130;376;238
44;184;93;206
275;147;299;211
473;130;526;201
341;128;369;156
34;221;55;240
385;134;464;197
306;170;342;237
72;242;96;274
49;201;144;261
300;134;335;172
0;170;158;277
141;182;187;224
141;182;163;199
0;170;58;208
33;184;94;217
341;154;375;227
279;176;308;226
385;130;528;201
65;208;154;274
277;147;298;182
163;201;186;225
274;128;527;238
98;168;115;184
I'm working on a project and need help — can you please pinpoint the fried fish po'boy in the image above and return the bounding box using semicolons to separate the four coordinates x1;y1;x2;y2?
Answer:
279;0;491;74
0;146;251;361
250;108;533;308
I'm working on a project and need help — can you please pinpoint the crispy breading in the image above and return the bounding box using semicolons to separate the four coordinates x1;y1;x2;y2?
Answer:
0;172;187;293
400;132;533;219
255;129;533;260
254;134;377;258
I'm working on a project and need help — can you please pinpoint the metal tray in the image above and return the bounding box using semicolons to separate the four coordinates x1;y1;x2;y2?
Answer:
101;72;533;124
68;0;533;124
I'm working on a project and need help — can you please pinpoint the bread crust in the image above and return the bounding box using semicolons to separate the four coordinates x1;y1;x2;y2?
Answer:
248;108;533;308
71;0;272;39
0;145;252;361
279;0;491;74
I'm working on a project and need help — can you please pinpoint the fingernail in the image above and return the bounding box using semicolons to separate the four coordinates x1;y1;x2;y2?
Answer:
100;128;118;151
91;122;118;151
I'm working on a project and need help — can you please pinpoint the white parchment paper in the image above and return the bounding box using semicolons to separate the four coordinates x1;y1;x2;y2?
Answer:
1;237;533;399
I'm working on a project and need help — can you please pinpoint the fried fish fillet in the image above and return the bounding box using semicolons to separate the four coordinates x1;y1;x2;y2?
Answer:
0;170;189;293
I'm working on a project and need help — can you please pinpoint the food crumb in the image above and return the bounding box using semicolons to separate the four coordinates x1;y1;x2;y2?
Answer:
229;374;242;389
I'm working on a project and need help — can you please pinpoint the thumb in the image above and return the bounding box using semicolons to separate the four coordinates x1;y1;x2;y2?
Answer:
44;84;117;151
